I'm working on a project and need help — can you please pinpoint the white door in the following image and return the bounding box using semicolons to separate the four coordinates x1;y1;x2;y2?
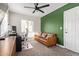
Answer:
75;8;79;52
64;6;79;53
64;9;75;51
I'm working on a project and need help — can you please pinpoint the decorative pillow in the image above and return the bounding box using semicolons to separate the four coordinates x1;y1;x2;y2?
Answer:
42;33;47;38
36;32;41;37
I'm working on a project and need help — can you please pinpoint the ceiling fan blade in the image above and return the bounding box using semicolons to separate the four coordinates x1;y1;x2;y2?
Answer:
38;9;44;13
38;4;49;8
24;6;35;9
33;10;36;13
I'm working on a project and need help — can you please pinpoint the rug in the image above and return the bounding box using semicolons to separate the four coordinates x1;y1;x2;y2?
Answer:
22;42;33;51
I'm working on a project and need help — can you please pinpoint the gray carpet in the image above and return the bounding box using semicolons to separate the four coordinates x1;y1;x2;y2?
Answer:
16;39;79;56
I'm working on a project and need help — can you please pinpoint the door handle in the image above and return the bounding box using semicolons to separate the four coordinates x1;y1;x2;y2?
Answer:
65;32;68;33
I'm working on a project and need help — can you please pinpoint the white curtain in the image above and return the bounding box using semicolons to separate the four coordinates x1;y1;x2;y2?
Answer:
21;19;34;38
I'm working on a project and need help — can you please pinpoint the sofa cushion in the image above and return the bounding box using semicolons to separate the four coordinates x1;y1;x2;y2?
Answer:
47;33;54;37
45;33;54;39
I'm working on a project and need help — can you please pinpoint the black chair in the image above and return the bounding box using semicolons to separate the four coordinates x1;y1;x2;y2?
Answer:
16;35;22;52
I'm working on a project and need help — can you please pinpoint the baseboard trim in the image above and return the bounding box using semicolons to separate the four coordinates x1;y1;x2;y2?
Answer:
56;44;65;48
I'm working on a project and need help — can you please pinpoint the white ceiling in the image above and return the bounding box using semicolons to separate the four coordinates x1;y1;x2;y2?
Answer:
8;3;66;17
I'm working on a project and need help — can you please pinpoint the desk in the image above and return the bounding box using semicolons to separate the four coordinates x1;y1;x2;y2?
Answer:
0;36;16;56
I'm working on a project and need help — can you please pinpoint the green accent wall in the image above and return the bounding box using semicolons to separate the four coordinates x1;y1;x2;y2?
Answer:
41;3;79;45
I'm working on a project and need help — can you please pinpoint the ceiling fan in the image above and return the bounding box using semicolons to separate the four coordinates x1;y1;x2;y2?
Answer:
24;3;50;13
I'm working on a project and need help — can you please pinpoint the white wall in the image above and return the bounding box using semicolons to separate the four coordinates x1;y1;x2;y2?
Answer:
1;11;8;36
0;3;8;22
9;11;41;35
0;25;1;35
0;3;8;36
0;3;8;12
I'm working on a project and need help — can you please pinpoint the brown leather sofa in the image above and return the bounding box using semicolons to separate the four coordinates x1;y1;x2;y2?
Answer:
34;32;57;47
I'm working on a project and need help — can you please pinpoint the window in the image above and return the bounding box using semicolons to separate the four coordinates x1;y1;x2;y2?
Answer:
21;19;33;33
28;21;33;32
21;20;27;33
